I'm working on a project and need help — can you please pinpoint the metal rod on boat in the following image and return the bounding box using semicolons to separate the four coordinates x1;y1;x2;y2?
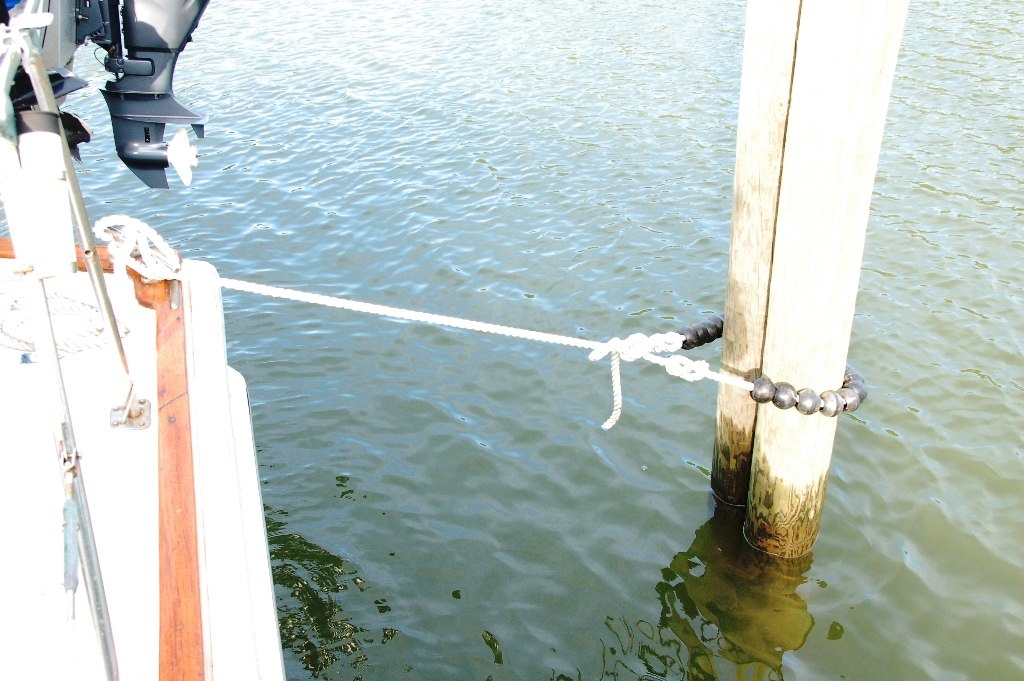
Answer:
21;39;144;424
29;279;119;681
72;468;119;680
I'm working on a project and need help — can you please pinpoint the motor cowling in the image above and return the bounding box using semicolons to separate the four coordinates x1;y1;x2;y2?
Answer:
99;0;211;188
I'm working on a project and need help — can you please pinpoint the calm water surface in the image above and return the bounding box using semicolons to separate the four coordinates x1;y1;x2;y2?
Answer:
25;0;1024;678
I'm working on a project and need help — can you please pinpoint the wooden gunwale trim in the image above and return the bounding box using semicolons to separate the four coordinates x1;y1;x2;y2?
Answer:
0;237;114;272
130;270;206;681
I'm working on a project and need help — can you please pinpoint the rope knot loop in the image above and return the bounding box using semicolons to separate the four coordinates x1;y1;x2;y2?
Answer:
588;331;687;430
588;331;683;363
93;215;181;281
648;354;712;382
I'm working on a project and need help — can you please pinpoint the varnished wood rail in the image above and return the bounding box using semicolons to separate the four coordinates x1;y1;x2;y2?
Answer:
130;270;206;681
0;237;114;272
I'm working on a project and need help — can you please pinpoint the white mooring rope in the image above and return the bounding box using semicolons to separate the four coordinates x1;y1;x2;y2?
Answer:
93;215;182;281
219;278;754;429
95;214;754;430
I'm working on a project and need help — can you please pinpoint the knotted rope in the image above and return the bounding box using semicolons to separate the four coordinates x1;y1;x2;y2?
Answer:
97;215;754;430
220;279;754;429
93;215;182;281
587;332;753;428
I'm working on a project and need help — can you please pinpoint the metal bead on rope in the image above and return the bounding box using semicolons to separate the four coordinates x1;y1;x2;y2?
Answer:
749;365;868;416
668;315;871;417
677;315;724;350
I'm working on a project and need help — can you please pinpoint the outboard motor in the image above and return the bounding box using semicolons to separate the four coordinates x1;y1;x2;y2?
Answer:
79;0;210;187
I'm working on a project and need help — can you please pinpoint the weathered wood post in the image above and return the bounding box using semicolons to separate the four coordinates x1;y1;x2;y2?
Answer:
713;0;802;507
715;0;909;557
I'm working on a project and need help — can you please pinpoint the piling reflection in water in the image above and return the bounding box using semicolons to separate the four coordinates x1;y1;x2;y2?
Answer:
593;504;814;681
268;500;814;680
267;507;397;678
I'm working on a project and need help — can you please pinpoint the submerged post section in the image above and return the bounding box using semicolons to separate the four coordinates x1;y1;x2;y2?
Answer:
717;0;909;557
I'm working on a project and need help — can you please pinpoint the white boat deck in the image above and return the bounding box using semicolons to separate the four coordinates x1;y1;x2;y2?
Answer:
0;259;284;680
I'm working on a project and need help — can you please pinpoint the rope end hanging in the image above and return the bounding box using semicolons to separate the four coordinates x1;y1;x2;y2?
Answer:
591;332;688;430
599;350;623;430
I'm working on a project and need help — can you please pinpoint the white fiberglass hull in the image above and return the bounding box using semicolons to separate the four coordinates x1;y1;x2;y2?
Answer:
0;259;284;680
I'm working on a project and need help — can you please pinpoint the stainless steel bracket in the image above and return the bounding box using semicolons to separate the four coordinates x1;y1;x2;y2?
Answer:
110;397;151;430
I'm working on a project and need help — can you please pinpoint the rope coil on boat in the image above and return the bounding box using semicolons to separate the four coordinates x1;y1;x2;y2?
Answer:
0;289;128;357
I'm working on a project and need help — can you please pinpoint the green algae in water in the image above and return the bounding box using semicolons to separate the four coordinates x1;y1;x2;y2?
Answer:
828;622;845;641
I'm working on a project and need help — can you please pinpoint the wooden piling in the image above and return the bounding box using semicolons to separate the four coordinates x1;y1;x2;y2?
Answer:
716;0;909;556
713;0;802;506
